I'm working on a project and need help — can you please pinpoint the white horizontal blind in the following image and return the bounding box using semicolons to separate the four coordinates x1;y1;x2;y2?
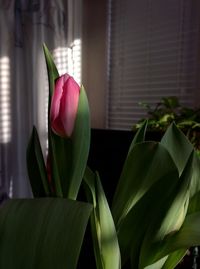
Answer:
107;0;200;130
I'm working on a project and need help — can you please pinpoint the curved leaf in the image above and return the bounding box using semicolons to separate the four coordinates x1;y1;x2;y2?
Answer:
128;120;148;155
156;212;200;258
161;123;193;175
112;142;178;227
84;167;121;269
68;86;91;199
43;44;62;197
26;126;50;197
161;249;187;269
139;152;195;268
0;198;92;269
117;169;179;267
43;43;59;99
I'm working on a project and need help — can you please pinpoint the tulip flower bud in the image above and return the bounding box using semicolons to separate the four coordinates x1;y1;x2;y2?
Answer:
50;74;80;137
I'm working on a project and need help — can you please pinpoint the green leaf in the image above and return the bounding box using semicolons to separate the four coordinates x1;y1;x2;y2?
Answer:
170;212;200;249
139;152;194;268
187;151;200;214
162;96;179;109
26;126;50;197
112;142;178;227
84;168;102;269
117;169;179;267
154;211;200;259
144;256;168;269
43;43;59;100
128;120;148;155
0;198;92;269
161;123;193;175
161;249;187;269
159;150;200;268
51;135;73;197
43;44;62;197
48;134;63;197
84;167;121;269
67;86;91;199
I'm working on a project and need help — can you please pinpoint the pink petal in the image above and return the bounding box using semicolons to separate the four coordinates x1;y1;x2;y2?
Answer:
50;74;70;123
51;115;66;137
60;77;80;137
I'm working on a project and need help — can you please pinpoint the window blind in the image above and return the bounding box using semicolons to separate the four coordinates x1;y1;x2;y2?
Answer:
107;0;200;130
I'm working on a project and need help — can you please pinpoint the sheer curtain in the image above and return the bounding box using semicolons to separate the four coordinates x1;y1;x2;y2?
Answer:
0;0;80;198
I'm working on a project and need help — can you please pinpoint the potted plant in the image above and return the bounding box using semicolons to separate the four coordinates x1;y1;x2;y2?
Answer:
133;96;200;153
0;47;200;269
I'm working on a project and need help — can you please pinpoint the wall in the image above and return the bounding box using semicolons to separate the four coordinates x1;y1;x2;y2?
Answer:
82;0;108;128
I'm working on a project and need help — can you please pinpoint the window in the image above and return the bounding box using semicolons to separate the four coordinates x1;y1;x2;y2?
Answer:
107;0;200;130
0;56;11;143
53;39;82;85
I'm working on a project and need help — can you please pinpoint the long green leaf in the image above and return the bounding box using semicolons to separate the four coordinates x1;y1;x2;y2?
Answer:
43;44;59;99
112;142;178;227
143;257;168;269
170;212;200;249
26;126;50;197
161;123;193;175
67;86;90;199
187;150;200;214
153;211;200;259
161;249;187;269
84;168;102;269
117;169;179;267
43;44;62;197
159;152;200;269
139;152;194;268
0;198;92;269
128;120;148;155
84;167;121;269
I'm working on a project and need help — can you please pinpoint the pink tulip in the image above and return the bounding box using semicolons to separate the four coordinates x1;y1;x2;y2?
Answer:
50;74;80;137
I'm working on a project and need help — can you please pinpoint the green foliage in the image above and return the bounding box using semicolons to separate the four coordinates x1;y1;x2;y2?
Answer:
26;126;50;197
2;47;200;269
0;198;92;269
134;96;200;152
4;45;92;268
84;167;121;269
84;123;200;269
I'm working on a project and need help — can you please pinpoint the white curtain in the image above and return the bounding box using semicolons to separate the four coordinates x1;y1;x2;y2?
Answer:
0;0;73;198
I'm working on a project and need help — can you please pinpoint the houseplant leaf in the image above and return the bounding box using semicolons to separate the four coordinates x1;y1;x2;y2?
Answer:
144;211;200;268
163;212;200;254
161;123;193;175
112;142;178;227
43;44;62;197
43;43;59;99
117;168;179;267
0;198;92;269
84;167;121;269
26;126;50;197
68;86;90;199
139;151;195;268
161;249;188;269
187;150;200;214
128;120;148;154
